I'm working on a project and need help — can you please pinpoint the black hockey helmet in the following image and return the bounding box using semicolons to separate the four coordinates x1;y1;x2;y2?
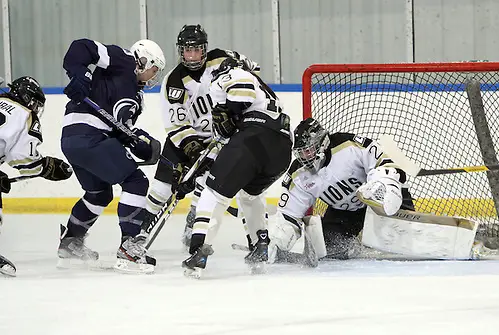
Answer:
293;118;330;172
7;76;46;115
177;24;208;70
211;57;245;81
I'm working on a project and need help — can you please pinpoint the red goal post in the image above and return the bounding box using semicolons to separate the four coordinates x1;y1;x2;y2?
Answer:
301;62;499;244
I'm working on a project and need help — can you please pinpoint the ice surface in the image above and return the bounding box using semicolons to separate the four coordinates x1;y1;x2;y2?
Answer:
1;214;499;335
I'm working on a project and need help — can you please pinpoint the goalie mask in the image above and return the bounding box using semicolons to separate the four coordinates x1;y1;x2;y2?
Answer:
8;76;46;116
177;24;208;71
293;118;330;173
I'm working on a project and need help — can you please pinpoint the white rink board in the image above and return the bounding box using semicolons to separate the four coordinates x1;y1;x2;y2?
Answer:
1;92;303;199
3;90;496;200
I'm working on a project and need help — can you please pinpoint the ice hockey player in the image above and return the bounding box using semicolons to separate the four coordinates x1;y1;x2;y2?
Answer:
0;76;73;277
269;118;415;265
140;24;260;246
181;56;292;278
60;38;165;273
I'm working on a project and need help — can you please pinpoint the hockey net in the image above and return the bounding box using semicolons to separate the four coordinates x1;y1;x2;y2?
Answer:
302;62;499;246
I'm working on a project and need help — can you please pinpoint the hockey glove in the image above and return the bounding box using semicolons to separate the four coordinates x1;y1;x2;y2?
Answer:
182;138;204;165
128;129;161;162
170;165;194;200
0;170;11;193
171;164;185;194
212;104;237;138
176;179;196;200
63;67;92;103
40;157;73;181
357;167;403;216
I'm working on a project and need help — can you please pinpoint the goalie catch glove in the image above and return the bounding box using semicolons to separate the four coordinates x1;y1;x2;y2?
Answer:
357;167;404;216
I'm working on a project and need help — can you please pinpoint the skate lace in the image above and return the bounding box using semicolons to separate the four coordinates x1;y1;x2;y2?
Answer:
123;238;147;258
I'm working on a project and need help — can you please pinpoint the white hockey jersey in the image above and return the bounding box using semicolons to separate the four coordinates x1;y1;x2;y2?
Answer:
159;49;259;150
279;133;403;220
209;65;290;138
0;97;44;176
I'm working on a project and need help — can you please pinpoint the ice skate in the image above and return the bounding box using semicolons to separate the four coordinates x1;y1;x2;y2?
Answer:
244;229;270;274
0;254;16;277
57;226;99;269
114;235;156;274
182;244;214;279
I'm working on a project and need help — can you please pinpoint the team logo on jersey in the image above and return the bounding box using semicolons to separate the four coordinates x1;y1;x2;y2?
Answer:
353;135;366;145
168;87;184;100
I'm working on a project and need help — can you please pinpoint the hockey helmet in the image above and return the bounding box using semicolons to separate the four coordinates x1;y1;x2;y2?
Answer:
8;76;46;116
211;57;246;81
293;118;330;173
130;39;166;88
177;24;208;70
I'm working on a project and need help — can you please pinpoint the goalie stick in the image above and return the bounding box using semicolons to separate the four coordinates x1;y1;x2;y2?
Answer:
379;134;499;177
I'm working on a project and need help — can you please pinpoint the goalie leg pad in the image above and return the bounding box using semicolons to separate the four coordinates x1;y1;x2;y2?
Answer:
304;215;327;259
362;206;479;259
268;212;302;263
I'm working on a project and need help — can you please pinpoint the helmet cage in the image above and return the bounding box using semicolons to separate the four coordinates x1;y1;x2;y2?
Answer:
293;126;329;173
177;43;207;71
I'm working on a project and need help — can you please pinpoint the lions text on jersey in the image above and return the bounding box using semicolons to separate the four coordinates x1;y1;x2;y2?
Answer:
279;133;402;219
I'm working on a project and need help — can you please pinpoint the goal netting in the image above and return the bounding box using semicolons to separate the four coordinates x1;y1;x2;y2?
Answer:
302;62;499;247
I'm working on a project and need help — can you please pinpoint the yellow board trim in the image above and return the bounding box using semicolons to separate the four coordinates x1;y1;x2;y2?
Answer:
2;197;280;215
1;197;496;218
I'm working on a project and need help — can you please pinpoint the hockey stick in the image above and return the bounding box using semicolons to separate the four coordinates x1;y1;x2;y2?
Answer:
83;98;173;167
379;134;499;177
144;137;224;249
8;174;41;183
145;195;180;249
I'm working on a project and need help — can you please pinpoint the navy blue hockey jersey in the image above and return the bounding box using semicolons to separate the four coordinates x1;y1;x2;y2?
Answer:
62;39;142;138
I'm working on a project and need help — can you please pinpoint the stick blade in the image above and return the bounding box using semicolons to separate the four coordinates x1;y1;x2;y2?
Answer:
378;134;421;177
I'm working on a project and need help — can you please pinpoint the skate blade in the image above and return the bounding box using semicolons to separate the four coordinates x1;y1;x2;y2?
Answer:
183;267;203;279
56;258;108;270
0;265;16;277
113;259;155;274
249;262;267;275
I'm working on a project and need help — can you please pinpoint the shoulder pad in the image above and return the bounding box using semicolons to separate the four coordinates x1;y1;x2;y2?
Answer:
164;65;189;103
330;132;373;148
282;160;303;189
27;112;43;142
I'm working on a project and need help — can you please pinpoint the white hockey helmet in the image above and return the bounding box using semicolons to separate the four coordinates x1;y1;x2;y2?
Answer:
130;39;166;88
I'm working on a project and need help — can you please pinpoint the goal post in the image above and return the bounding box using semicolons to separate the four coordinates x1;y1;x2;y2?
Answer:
302;62;499;245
